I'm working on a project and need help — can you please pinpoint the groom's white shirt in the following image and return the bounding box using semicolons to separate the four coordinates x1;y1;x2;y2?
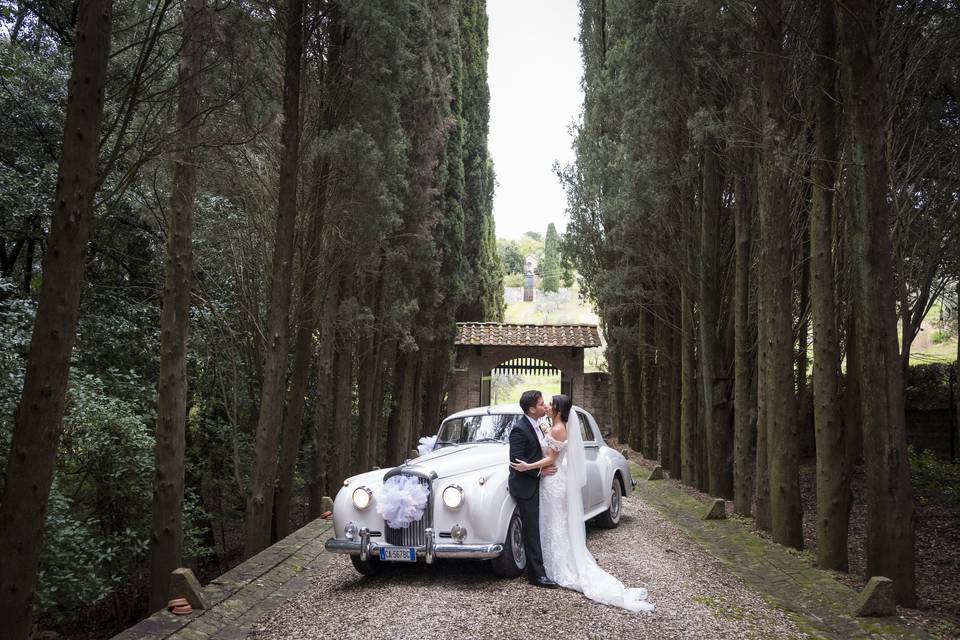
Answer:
526;414;544;444
526;414;548;477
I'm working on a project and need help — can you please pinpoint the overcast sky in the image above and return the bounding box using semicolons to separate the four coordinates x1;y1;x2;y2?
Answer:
487;0;583;240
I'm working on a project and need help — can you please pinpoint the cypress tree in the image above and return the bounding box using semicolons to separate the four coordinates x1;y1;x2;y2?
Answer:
541;222;561;293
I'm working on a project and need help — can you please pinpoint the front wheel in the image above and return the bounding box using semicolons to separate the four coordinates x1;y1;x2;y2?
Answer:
594;475;623;529
491;508;526;577
351;553;382;576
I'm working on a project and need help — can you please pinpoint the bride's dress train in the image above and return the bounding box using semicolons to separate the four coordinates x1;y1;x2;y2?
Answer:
538;418;654;613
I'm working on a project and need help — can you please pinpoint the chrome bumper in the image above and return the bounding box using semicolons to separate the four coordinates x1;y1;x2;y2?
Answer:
325;527;503;562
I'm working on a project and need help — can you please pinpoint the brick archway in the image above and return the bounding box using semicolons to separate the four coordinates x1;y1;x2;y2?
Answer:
447;323;602;415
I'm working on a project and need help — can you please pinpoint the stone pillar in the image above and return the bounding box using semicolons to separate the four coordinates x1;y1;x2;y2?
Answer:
582;372;612;434
523;271;535;302
448;367;472;415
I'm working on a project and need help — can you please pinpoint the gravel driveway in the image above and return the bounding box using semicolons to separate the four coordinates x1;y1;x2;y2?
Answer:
249;493;805;640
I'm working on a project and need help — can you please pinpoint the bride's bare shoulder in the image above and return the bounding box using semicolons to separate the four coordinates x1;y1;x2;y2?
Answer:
549;423;567;440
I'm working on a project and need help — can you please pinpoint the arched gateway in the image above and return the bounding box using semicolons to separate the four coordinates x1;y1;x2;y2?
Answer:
448;322;603;416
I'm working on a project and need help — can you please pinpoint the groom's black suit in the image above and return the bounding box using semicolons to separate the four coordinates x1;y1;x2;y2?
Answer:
508;414;547;582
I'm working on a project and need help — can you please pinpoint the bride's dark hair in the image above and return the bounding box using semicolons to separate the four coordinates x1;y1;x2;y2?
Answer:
551;394;572;422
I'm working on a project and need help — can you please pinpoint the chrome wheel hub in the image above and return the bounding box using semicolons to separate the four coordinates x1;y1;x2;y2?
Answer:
511;516;526;568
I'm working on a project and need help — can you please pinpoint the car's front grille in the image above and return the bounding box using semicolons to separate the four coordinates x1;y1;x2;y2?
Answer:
384;472;431;547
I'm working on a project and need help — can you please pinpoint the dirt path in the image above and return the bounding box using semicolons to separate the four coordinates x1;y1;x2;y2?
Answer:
249;492;804;640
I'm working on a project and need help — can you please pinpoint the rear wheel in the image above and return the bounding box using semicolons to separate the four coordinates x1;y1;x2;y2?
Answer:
350;554;382;576
491;508;526;577
595;474;624;529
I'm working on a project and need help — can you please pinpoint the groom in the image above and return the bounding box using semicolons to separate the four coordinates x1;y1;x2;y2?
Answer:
508;389;558;588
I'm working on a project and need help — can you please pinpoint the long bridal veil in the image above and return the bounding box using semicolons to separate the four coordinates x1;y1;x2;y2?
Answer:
564;410;654;612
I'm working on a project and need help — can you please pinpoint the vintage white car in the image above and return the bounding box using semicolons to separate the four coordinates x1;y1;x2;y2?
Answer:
325;404;636;576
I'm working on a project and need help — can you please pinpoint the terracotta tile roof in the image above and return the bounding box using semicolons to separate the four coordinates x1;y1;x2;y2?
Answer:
455;323;601;348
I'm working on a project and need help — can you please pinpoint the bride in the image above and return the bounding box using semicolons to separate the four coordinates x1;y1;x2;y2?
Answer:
510;394;654;613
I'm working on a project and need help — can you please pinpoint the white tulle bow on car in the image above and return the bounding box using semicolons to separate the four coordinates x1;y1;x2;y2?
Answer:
376;475;429;528
416;435;437;457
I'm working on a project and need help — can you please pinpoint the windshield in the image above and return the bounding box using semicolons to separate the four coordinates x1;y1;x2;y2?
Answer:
435;413;518;446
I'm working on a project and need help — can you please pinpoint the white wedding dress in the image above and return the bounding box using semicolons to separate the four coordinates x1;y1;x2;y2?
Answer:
539;411;654;612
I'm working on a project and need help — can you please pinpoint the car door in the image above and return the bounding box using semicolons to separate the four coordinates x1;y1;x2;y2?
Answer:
577;410;604;510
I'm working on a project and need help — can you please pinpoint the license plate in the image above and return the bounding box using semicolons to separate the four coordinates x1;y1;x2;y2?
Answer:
379;547;416;562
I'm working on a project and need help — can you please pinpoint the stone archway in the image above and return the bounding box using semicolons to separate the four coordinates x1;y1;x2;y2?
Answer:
448;323;601;415
483;356;565;406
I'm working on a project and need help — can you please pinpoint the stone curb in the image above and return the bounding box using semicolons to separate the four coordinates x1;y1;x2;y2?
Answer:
109;519;335;640
628;463;932;640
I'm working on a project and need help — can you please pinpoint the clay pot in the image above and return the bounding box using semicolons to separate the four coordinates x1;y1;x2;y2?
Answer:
171;604;193;615
167;598;189;609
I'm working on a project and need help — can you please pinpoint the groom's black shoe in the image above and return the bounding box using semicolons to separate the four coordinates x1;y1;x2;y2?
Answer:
530;576;558;589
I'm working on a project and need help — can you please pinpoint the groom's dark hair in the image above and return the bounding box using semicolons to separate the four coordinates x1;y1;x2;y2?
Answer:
519;390;542;415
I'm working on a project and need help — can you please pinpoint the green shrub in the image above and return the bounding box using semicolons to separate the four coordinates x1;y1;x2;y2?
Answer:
34;371;155;621
909;446;960;507
0;278;36;493
503;272;523;288
37;480;149;619
931;329;953;345
904;362;954;410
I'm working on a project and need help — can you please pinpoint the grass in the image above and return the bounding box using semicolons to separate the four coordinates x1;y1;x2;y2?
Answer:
499;285;958;369
503;285;600;325
490;373;561;405
503;285;608;372
905;295;957;365
911;335;958;365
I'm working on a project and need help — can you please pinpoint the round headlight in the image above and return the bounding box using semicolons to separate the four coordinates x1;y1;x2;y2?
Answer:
442;485;464;509
352;486;373;510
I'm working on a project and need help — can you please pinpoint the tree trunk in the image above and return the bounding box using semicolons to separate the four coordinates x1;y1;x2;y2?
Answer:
656;315;671;472
626;348;643;453
0;2;112;637
810;0;850;571
307;278;339;518
332;314;355;485
669;314;682;479
754;291;771;532
756;0;802;549
357;328;385;470
695;371;709;492
680;281;696;485
843;278;864;467
371;339;394;466
21;236;35;295
640;306;657;458
838;0;916;605
386;350;419;466
610;339;628;445
699;138;733;499
356;340;377;471
733;166;757;516
274;163;330;539
422;356;446;438
149;0;203;612
410;355;425;454
797;227;814;457
243;0;304;559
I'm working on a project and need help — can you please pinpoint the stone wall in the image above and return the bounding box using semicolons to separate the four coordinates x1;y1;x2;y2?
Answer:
581;371;612;435
448;345;585;415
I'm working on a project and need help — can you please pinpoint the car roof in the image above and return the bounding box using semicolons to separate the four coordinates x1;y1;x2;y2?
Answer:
442;404;587;422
